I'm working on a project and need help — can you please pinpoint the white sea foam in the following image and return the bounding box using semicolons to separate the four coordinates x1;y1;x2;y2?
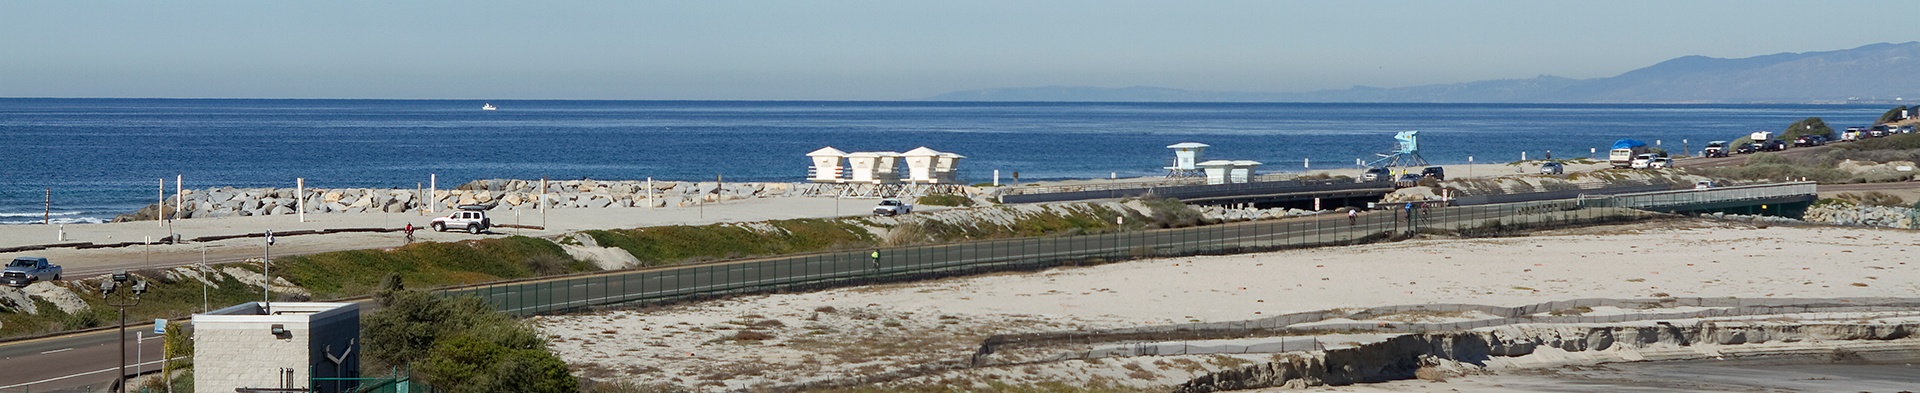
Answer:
0;217;107;225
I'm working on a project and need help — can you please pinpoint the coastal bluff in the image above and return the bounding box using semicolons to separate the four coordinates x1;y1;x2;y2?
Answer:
114;179;984;222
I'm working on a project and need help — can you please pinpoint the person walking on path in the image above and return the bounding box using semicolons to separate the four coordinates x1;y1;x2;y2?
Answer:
403;223;416;244
1348;209;1357;225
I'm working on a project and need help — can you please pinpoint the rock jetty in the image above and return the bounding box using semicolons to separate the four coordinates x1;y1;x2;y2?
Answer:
115;179;848;222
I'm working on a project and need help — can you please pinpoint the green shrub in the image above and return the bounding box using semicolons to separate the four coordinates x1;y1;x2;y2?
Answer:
916;193;976;207
1837;133;1920;152
1834;192;1907;207
1136;197;1207;228
364;277;578;393
1879;106;1908;124
1780;117;1835;141
586;219;875;267
276;236;589;299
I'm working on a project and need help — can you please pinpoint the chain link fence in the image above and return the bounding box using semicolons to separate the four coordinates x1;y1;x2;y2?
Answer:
440;198;1659;317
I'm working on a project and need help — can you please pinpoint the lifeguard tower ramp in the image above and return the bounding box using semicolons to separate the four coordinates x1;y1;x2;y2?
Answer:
1363;131;1428;170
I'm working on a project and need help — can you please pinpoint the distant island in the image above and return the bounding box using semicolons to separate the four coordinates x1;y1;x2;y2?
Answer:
927;42;1920;104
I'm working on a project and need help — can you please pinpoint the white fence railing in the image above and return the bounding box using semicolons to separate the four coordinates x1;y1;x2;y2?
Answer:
1578;182;1817;209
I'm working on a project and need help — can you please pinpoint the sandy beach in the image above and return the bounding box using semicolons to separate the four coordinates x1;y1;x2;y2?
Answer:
535;218;1920;391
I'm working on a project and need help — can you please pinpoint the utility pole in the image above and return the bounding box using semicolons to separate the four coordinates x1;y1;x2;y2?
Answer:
263;230;275;310
101;271;147;393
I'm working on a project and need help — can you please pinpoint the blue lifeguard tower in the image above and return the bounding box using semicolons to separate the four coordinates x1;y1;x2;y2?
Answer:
1363;131;1429;170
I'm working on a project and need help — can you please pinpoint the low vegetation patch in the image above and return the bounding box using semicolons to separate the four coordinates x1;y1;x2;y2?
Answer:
915;193;976;207
275;235;595;299
584;219;877;267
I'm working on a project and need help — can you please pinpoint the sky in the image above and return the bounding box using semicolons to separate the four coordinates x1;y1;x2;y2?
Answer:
2;1;1914;100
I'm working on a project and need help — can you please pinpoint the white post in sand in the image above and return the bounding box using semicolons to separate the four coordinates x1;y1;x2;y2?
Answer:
993;169;1000;186
296;178;306;223
646;177;653;209
175;175;183;215
1468;156;1474;178
429;174;437;213
539;176;547;229
1304;158;1310;170
157;178;165;226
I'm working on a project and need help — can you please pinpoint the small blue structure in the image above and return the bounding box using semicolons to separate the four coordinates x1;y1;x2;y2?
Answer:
1363;130;1429;170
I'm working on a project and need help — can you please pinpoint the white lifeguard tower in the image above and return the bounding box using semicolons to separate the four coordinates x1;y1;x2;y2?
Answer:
934;151;966;184
902;147;941;184
806;147;848;183
1166;142;1209;177
1198;160;1260;185
1198;160;1233;185
1229;160;1261;183
845;152;887;184
804;146;963;198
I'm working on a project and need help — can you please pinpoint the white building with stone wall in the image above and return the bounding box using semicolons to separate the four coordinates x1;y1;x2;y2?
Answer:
194;302;360;393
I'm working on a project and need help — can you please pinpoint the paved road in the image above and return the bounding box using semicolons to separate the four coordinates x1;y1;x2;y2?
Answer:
0;328;167;392
1678;143;1837;169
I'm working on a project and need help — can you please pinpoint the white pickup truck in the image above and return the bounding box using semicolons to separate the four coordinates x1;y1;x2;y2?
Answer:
873;199;913;216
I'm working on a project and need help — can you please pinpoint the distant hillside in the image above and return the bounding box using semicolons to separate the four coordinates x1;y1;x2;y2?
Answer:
927;42;1920;103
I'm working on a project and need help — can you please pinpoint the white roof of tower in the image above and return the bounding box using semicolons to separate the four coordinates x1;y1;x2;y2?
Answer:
1167;142;1210;149
807;147;848;156
903;146;941;156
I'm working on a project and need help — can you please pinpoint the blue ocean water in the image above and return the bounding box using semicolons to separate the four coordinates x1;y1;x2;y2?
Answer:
0;98;1894;224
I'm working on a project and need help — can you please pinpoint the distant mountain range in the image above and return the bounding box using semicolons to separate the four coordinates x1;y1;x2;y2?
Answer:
926;42;1920;103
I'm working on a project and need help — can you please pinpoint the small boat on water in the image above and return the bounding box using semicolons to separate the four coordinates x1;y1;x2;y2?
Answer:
482;103;497;111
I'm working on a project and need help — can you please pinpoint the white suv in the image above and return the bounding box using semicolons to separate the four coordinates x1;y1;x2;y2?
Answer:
430;205;492;234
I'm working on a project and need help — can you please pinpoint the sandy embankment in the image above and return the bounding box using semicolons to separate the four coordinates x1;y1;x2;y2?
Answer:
537;219;1920;391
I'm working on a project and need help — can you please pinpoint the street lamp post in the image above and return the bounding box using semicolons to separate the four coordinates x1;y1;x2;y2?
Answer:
101;270;149;393
263;230;275;309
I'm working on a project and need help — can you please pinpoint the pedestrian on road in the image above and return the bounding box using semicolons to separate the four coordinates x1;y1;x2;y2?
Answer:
870;249;880;271
1347;209;1357;225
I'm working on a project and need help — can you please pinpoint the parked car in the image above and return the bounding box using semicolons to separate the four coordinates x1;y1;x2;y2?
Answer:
3;257;60;287
873;198;913;216
1361;167;1390;182
1760;139;1788;152
1694;181;1718;189
1867;127;1889;138
1842;127;1864;141
1393;173;1425;188
1630;154;1657;169
430;205;492;234
1539;162;1564;175
1701;141;1729;158
1899;125;1915;134
1793;134;1828;147
1735;142;1761;154
1420;166;1445;180
1649;157;1673;169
